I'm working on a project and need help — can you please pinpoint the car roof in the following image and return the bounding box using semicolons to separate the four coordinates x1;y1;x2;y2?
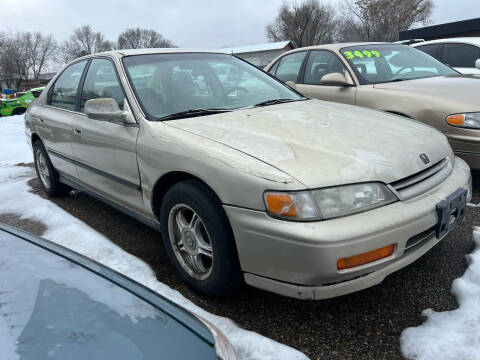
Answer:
89;47;227;58
285;42;389;52
412;37;480;47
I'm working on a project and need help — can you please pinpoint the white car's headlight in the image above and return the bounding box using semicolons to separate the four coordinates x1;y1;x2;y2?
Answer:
264;183;397;221
446;113;480;129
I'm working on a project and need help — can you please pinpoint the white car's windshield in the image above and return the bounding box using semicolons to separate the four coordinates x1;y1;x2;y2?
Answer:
122;53;305;120
340;44;458;85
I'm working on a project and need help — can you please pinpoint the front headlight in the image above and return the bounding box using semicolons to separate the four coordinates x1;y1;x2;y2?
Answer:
446;113;480;129
264;183;397;221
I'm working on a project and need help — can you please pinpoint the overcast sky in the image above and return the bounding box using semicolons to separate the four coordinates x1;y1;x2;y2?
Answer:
1;0;479;49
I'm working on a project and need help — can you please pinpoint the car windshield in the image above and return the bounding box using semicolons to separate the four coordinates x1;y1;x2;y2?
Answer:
122;52;304;120
340;44;458;85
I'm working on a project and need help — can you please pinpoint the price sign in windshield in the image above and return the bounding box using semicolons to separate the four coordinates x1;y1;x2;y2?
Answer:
342;50;381;60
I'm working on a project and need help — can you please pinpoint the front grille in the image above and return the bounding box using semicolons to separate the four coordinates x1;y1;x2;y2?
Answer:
389;158;452;200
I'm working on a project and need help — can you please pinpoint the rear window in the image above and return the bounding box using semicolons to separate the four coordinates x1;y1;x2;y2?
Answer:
49;61;87;111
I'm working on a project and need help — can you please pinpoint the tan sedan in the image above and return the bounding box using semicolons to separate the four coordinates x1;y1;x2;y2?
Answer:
265;43;480;170
25;49;471;300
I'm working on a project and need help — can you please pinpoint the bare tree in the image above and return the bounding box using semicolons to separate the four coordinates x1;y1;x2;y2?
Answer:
265;0;337;48
117;28;175;49
23;32;57;79
339;0;434;42
0;33;30;81
60;25;113;63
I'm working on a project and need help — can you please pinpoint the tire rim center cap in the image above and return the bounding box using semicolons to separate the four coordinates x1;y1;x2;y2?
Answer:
182;230;197;255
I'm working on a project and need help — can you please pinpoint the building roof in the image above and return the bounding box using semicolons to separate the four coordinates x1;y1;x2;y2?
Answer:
214;41;293;55
400;18;480;40
38;72;57;80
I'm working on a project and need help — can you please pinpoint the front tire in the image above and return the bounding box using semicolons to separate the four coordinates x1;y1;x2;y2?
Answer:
33;140;71;197
160;180;241;296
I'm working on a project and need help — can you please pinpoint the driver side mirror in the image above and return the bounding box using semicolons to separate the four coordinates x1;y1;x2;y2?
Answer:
85;98;134;125
476;59;480;70
320;73;352;86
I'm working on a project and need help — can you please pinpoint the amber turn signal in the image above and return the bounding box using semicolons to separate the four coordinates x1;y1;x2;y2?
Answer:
337;244;394;270
446;114;465;126
265;193;298;217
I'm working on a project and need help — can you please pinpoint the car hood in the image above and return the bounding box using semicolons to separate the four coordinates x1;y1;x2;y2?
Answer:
373;75;480;111
165;100;450;189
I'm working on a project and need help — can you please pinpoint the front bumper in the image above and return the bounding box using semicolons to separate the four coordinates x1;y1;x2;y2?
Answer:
224;157;472;300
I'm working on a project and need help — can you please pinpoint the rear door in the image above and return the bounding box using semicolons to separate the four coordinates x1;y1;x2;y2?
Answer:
295;50;356;104
32;60;88;178
71;57;144;214
271;51;307;83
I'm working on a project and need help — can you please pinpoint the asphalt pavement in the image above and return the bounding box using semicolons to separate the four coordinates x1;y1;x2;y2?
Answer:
1;171;479;360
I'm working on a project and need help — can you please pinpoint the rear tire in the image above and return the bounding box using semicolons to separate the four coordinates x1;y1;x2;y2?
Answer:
33;140;71;197
160;180;241;296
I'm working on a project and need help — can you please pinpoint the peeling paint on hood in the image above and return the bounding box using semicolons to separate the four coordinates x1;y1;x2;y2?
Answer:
165;99;450;189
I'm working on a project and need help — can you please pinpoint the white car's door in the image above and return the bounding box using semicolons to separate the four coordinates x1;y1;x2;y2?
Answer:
70;58;144;215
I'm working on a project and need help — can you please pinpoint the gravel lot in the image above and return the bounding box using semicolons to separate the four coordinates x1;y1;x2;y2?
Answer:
2;170;479;360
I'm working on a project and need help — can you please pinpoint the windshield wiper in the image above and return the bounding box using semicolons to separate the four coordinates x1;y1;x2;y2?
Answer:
389;78;411;82
157;108;232;121
253;98;306;107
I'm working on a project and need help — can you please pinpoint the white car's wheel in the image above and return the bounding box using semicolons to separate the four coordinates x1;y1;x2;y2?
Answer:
33;140;71;197
160;180;241;296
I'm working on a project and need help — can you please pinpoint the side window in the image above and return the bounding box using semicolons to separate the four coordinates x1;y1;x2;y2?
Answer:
268;61;279;75
80;58;125;112
304;51;348;85
415;44;441;60
49;61;87;111
275;52;307;83
442;43;480;68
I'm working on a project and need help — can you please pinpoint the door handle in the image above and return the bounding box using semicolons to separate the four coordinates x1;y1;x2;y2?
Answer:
73;128;82;135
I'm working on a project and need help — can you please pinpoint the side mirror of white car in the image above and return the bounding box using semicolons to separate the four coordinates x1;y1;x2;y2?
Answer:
475;59;480;70
85;98;135;125
320;73;352;86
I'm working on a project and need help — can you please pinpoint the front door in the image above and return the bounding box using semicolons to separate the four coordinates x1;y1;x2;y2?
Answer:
70;58;144;215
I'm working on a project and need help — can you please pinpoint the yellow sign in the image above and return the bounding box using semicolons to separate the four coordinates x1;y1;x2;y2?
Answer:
343;50;381;59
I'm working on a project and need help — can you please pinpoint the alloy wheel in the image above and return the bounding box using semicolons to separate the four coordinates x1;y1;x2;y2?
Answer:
168;204;214;280
36;150;51;189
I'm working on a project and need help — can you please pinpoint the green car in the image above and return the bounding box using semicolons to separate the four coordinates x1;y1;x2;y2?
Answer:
0;87;44;117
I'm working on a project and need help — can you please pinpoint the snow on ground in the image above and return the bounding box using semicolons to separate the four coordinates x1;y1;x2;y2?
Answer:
401;227;480;360
0;115;308;360
0;116;33;166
